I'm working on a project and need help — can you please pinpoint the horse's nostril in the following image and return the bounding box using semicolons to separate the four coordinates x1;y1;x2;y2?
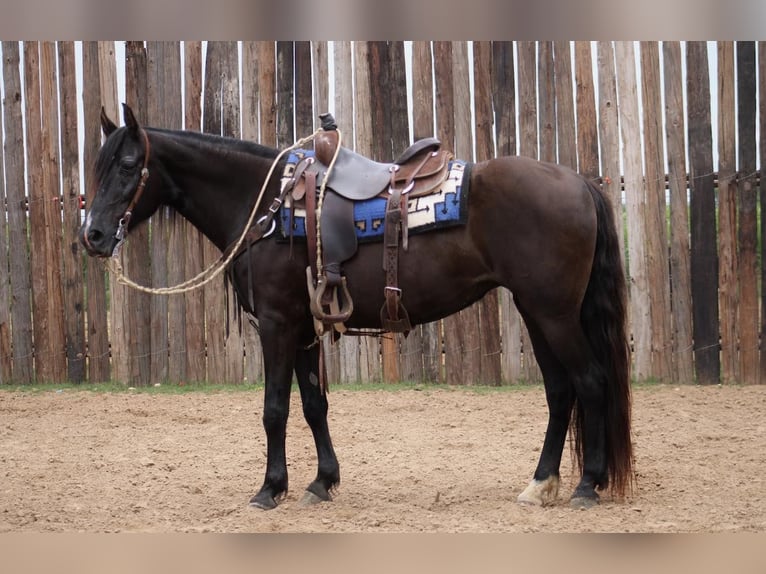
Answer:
87;229;103;243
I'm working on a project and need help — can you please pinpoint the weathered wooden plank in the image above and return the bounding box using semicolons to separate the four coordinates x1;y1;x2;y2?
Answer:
27;41;67;382
202;41;228;383
686;41;720;384
662;41;694;383
352;41;382;383
515;41;541;382
221;41;244;384
716;41;739;384
596;42;624;256
313;42;329;127
39;41;67;383
615;41;651;381
736;41;758;384
759;41;766;383
240;41;264;384
491;41;521;384
538;41;556;163
148;42;185;385
473;41;502;385
0;48;10;381
276;42;294;149
640;41;672;382
2;42;34;382
574;41;599;179
411;41;442;384
183;41;208;383
97;41;127;383
81;41;111;382
295;41;313;138
58;41;86;383
554;41;577;170
124;41;152;387
332;41;360;385
258;42;277;148
367;41;399;383
389;40;424;384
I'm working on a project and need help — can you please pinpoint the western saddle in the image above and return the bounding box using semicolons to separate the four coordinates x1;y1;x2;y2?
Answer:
283;113;454;336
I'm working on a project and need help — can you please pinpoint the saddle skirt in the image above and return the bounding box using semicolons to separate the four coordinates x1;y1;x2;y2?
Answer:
278;149;470;243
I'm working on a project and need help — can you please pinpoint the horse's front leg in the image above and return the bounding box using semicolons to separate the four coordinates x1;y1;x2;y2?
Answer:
249;319;298;510
295;342;340;506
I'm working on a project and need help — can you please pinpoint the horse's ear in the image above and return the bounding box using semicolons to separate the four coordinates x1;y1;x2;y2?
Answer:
122;103;140;133
100;106;118;136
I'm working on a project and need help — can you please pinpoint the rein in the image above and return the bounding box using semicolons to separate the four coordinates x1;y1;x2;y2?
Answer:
106;127;340;296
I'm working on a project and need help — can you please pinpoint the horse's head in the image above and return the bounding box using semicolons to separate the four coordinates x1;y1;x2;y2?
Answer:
80;103;161;257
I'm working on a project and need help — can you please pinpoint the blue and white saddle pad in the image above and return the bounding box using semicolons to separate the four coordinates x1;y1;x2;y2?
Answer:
277;149;470;243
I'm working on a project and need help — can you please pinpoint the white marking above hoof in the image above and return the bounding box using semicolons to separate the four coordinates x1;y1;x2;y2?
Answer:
517;476;560;507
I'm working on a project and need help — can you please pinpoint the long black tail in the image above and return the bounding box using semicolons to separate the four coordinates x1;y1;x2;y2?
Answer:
576;178;634;497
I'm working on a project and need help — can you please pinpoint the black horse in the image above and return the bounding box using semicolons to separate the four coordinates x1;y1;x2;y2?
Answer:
80;104;633;510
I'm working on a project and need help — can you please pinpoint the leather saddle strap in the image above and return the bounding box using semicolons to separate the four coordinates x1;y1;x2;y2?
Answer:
305;170;318;279
383;188;403;322
391;149;434;191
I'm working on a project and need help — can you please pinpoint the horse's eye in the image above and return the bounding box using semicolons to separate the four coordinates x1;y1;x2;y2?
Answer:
119;158;138;174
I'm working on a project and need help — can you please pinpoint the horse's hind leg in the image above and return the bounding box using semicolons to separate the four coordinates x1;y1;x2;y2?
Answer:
529;311;609;508
516;307;574;507
294;343;340;506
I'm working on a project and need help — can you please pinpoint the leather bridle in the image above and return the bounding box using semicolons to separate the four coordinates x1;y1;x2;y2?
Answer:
114;128;151;248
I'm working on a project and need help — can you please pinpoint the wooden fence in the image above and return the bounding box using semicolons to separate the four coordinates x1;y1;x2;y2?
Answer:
0;41;763;386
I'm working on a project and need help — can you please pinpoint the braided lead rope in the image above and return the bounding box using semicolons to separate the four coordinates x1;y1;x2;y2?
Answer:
107;128;325;296
314;128;342;276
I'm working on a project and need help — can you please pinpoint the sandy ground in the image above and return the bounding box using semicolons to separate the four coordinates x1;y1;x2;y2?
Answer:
0;383;764;533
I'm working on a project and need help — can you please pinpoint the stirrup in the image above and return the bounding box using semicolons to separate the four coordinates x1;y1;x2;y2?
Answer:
306;267;354;324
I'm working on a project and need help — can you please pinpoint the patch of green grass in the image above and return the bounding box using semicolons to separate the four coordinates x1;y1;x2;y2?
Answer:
0;380;543;395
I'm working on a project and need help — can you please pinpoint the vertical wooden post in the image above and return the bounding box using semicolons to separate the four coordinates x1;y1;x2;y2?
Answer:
241;41;264;383
574;42;599;179
202;41;228;383
148;42;185;384
390;41;424;384
538;41;556;163
554;41;577;170
276;42;295;149
58;41;86;383
81;41;111;382
353;41;382;383
716;41;739;384
491;41;520;384
640;41;672;382
0;49;9;381
411;41;443;384
662;41;694;383
736;41;758;384
473;41;502;385
615;41;651;381
221;42;244;384
515;41;541;382
258;42;277;147
759;41;766;383
2;41;35;382
124;41;152;386
686;41;720;384
333;41;361;384
183;41;208;382
596;42;624;257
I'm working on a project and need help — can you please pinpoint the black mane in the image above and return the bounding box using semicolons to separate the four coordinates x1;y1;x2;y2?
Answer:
95;126;281;184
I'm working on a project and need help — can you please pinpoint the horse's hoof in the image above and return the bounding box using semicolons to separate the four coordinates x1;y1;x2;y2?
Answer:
570;496;599;510
299;482;333;507
249;493;279;510
298;490;329;507
517;476;560;507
